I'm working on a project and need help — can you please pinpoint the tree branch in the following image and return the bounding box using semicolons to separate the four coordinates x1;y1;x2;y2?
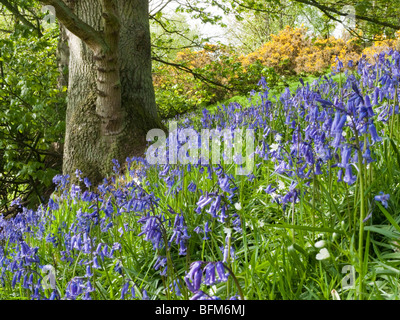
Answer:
294;0;400;30
0;0;42;36
152;56;234;92
38;0;108;51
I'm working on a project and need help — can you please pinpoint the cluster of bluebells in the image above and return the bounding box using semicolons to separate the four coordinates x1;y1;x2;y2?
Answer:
184;261;234;300
1;50;399;300
0;158;154;300
248;51;399;212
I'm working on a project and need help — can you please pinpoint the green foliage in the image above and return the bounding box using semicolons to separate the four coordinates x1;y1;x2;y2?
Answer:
0;26;65;209
2;48;400;300
153;44;279;118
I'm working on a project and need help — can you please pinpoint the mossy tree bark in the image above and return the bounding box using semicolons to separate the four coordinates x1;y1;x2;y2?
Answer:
40;0;163;186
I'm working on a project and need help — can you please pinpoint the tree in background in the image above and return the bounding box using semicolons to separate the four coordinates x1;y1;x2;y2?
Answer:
223;0;400;44
224;0;302;53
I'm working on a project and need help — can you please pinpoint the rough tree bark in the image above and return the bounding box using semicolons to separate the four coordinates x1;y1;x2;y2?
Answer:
40;0;163;185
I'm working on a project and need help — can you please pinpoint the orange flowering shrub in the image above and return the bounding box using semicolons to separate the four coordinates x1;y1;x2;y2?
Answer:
330;38;361;71
331;31;400;70
243;26;362;76
153;43;278;118
242;26;310;75
361;31;400;63
153;28;400;118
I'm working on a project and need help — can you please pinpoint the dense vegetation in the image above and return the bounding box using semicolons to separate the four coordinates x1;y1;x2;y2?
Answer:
1;49;400;300
154;26;400;118
0;25;65;211
1;0;400;302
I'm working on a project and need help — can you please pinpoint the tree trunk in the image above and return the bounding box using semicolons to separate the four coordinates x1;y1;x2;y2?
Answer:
57;23;69;89
60;0;162;185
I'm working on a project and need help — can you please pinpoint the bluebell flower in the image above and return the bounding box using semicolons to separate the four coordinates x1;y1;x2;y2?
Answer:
154;256;167;275
75;169;83;181
48;198;59;211
206;196;222;218
348;60;354;68
195;193;213;213
11;272;18;288
86;280;95;292
231;213;242;233
49;290;58;300
336;57;344;72
193;226;202;234
83;177;91;188
339;145;352;168
85;265;93;278
142;289;149;300
215;261;229;282
264;184;277;194
369;123;382;144
203;263;216;286
185;261;204;292
92;256;101;269
190;290;209;300
203;221;211;240
121;281;130;299
188;181;197;192
65;278;84;300
343;164;357;185
222;236;235;263
362;147;375;164
170;280;182;297
374;192;390;208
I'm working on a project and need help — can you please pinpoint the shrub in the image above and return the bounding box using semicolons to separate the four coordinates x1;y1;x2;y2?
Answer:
0;27;65;211
153;44;279;118
242;26;309;75
361;31;400;63
243;26;363;76
153;27;399;119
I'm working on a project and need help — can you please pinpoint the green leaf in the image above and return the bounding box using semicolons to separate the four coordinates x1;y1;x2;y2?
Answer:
376;202;400;234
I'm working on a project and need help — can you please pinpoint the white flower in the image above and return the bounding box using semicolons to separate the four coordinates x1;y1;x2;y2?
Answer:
234;203;242;210
275;134;282;142
316;248;330;260
270;143;279;152
278;180;285;190
331;289;340;300
314;240;326;248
